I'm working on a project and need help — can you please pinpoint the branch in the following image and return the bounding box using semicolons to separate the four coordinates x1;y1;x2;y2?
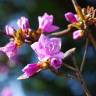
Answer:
72;56;91;96
63;63;77;72
51;70;75;79
47;28;70;37
80;38;88;72
71;0;85;20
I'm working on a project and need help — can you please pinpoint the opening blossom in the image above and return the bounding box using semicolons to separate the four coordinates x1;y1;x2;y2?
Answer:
18;34;64;79
31;34;64;69
5;16;34;46
38;13;59;32
5;16;30;36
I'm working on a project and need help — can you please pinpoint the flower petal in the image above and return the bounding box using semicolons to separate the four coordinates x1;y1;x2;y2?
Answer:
38;13;59;33
50;57;62;70
17;16;30;31
22;63;41;77
5;25;15;36
44;25;59;32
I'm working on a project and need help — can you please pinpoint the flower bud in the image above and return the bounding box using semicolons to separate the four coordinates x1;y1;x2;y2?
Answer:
65;12;78;23
73;30;84;39
22;63;41;77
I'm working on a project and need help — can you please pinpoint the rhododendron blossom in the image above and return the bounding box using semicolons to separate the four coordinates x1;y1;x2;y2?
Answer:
31;34;64;69
38;13;59;32
18;34;64;79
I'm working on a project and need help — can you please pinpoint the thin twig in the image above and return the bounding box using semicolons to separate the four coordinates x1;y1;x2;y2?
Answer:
71;0;85;20
76;71;91;96
80;38;89;72
72;56;91;96
47;28;70;37
72;55;79;69
63;63;77;72
51;70;76;79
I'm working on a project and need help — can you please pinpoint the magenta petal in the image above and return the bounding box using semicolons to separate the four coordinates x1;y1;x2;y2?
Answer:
0;47;4;52
22;63;41;77
50;57;62;70
17;16;30;31
65;12;78;23
44;25;59;32
31;42;47;60
50;38;61;52
38;34;48;46
45;38;61;55
5;25;15;36
3;41;17;59
31;34;64;62
54;52;64;59
73;30;83;39
38;12;59;33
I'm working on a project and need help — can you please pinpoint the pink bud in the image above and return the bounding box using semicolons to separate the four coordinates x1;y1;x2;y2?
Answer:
22;63;41;77
65;12;78;23
73;30;83;39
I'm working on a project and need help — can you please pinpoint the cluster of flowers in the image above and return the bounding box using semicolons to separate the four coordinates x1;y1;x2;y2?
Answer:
0;13;59;61
0;9;90;79
0;13;65;79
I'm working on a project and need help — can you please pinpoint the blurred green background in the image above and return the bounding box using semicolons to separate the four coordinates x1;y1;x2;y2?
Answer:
0;0;96;96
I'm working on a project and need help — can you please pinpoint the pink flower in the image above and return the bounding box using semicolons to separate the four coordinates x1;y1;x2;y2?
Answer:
1;87;13;96
17;16;30;31
5;25;15;36
31;34;64;70
65;12;78;23
73;30;83;39
22;63;41;78
0;41;17;59
38;13;59;32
